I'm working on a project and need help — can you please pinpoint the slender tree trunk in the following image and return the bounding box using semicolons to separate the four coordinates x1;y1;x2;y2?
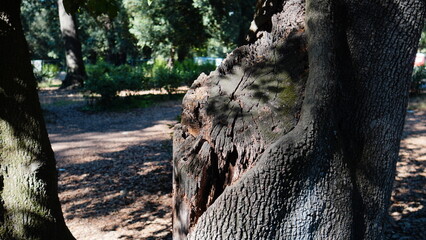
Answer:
167;48;176;68
103;16;128;66
177;46;189;62
58;0;86;89
101;15;118;65
0;1;75;239
173;0;425;239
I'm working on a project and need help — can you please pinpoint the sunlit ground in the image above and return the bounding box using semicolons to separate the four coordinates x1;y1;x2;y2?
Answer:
38;87;425;239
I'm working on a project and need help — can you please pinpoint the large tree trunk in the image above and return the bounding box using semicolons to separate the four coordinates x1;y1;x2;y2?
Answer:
58;0;86;89
173;0;425;239
0;1;75;239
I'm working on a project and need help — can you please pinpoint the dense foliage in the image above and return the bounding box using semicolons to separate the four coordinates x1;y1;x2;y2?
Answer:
34;63;61;82
123;0;208;60
85;62;143;101
21;0;63;59
193;0;256;56
23;0;255;62
85;60;215;101
150;59;216;93
22;0;252;102
78;3;139;64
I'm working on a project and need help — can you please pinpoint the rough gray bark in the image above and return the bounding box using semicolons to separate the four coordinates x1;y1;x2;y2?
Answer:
173;0;425;239
58;0;86;89
0;1;75;239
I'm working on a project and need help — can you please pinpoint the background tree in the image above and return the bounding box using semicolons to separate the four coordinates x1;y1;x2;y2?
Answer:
0;0;75;239
124;0;207;62
92;3;138;65
193;0;256;56
76;10;107;64
21;0;63;60
58;0;86;88
61;1;137;65
173;0;425;239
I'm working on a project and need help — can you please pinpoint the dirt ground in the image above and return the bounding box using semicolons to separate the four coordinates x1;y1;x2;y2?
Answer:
40;89;178;240
38;89;425;239
385;110;426;239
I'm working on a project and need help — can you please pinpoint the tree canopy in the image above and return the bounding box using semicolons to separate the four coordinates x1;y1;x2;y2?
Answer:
22;0;256;62
21;0;62;60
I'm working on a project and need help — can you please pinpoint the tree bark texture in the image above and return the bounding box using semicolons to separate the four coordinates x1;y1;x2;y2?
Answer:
58;0;86;89
173;0;425;239
0;1;75;239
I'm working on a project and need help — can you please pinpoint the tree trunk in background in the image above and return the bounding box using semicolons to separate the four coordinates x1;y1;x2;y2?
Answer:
177;46;189;62
0;1;75;239
173;0;425;239
167;48;176;68
101;15;126;66
58;0;86;89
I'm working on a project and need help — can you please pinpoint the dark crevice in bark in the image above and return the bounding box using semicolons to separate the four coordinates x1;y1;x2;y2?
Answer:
332;1;368;237
189;144;240;228
191;145;217;227
223;146;239;186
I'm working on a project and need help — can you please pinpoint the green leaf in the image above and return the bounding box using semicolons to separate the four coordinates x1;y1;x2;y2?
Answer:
63;0;119;18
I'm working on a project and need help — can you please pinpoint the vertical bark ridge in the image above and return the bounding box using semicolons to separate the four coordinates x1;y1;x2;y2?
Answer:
173;0;425;239
336;1;426;238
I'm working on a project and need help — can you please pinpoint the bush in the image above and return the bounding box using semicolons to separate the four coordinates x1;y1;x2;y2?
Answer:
148;59;216;93
152;65;183;94
84;59;215;102
34;63;60;82
85;62;144;102
175;59;216;85
412;65;426;94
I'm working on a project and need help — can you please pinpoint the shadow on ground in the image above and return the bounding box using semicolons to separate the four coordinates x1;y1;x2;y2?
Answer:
386;111;426;240
40;91;181;239
58;140;173;238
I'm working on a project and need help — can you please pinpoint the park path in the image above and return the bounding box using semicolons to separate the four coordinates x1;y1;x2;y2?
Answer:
386;110;426;239
40;89;180;240
38;89;425;239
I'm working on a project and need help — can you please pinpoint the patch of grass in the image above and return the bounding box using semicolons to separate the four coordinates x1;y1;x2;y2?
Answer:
81;93;185;112
49;100;77;107
40;100;79;110
408;93;426;111
37;79;62;89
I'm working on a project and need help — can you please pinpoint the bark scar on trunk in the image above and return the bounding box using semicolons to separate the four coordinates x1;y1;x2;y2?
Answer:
173;0;308;237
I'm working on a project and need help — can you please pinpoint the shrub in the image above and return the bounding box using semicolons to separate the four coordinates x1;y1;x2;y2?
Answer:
174;59;216;85
34;63;60;82
152;66;183;94
84;59;216;102
85;62;144;102
148;59;216;93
